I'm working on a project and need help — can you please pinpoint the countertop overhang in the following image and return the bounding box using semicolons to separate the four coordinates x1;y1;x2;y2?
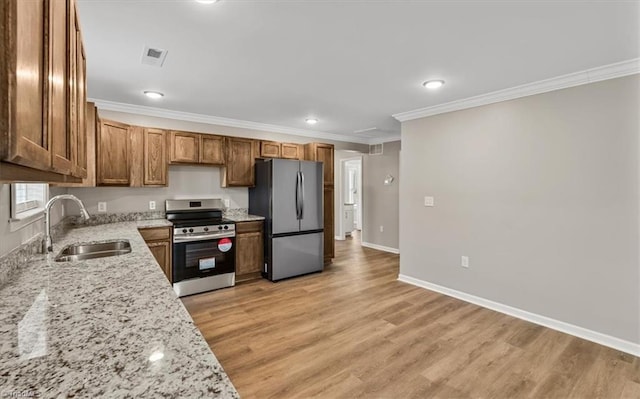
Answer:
0;220;238;398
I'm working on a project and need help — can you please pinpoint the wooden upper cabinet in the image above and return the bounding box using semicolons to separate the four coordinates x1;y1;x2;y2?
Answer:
49;0;72;175
169;131;199;164
200;134;225;165
69;3;87;179
223;137;257;187
1;0;51;171
144;128;167;186
97;119;130;186
305;143;334;186
281;143;303;160
260;141;281;158
1;0;87;183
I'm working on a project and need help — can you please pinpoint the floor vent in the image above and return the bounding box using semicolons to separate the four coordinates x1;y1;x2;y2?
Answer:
369;143;383;155
141;46;168;67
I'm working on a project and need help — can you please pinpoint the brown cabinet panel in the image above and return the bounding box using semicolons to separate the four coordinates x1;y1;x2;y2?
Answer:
236;224;264;280
169;131;199;163
139;227;172;282
223;137;256;187
69;5;87;179
235;220;264;234
1;0;52;171
1;0;88;182
144;128;167;186
281;143;302;160
304;143;335;262
260;141;281;158
323;187;335;261
49;0;72;175
97;119;130;186
200;134;224;165
147;240;171;282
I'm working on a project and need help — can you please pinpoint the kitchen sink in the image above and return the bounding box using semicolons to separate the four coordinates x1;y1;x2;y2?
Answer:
54;240;132;262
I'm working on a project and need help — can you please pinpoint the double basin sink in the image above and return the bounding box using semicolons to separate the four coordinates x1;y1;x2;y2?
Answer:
55;240;132;262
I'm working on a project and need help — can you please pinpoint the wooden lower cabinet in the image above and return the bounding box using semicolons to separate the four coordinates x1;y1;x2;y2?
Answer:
235;220;264;283
139;227;172;282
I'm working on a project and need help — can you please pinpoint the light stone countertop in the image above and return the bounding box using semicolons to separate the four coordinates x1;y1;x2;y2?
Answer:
224;214;265;222
0;220;238;398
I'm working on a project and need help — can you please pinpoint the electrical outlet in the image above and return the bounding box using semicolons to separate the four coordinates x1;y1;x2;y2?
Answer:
424;196;435;207
98;202;107;213
379;225;384;233
461;256;469;268
149;201;156;210
224;199;230;208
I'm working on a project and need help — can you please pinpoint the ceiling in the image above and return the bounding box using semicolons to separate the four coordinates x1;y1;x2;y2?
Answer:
77;0;639;143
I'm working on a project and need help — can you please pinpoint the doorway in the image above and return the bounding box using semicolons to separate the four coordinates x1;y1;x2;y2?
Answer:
338;156;362;242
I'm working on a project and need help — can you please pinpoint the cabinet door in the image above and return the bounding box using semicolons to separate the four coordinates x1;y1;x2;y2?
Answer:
236;231;264;276
223;137;256;187
169;131;199;163
1;0;52;171
144;128;167;186
49;0;72;175
260;141;281;158
200;134;224;165
97;119;130;186
323;186;335;261
281;143;301;160
147;241;172;282
315;144;334;186
71;6;87;178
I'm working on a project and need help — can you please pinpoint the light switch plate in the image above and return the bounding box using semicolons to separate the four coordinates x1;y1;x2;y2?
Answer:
461;256;469;268
224;199;230;208
98;202;107;213
424;196;435;207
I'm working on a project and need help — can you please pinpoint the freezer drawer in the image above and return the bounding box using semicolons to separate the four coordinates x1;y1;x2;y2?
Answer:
270;232;323;281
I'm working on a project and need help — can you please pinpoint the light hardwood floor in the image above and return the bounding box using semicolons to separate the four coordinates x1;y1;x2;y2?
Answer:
182;233;640;398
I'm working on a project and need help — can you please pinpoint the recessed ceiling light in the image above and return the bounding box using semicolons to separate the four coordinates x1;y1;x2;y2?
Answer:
422;80;445;89
305;118;318;125
196;0;218;4
144;91;164;99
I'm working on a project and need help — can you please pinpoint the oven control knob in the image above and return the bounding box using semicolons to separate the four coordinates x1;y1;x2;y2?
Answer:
188;228;194;233
224;225;229;230
203;227;209;232
182;229;187;234
218;226;223;230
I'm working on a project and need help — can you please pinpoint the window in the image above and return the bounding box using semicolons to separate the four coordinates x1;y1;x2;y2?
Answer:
10;183;48;224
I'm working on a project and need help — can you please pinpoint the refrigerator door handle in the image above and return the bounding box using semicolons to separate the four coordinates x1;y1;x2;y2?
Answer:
300;171;305;219
295;171;302;220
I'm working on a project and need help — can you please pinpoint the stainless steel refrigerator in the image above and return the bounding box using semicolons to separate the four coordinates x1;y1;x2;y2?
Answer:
249;159;324;281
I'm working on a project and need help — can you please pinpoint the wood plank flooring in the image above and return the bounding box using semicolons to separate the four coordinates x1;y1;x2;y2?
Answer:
182;233;639;398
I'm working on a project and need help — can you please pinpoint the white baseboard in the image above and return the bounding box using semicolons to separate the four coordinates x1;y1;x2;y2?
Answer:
397;274;640;357
361;241;400;254
335;235;344;241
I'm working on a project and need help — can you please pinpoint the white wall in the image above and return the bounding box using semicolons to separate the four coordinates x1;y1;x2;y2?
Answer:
399;75;639;344
67;165;247;214
362;141;400;250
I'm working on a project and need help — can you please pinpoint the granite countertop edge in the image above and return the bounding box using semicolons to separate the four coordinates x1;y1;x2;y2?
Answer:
0;219;238;398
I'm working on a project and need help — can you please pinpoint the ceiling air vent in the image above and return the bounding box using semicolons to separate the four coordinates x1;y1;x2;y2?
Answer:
141;46;168;67
369;143;383;156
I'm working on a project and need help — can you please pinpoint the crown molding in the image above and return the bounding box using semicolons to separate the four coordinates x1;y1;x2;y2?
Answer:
392;58;640;122
88;99;377;145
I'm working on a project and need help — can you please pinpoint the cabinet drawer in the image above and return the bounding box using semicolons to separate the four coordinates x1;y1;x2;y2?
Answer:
236;220;263;234
138;227;171;241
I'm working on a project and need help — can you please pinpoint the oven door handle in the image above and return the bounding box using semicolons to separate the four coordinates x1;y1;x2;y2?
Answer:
173;233;235;243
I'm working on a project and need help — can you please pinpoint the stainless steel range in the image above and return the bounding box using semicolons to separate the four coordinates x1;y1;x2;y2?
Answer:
166;199;236;297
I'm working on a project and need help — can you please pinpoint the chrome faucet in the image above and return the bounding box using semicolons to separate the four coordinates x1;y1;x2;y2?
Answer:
43;194;91;253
